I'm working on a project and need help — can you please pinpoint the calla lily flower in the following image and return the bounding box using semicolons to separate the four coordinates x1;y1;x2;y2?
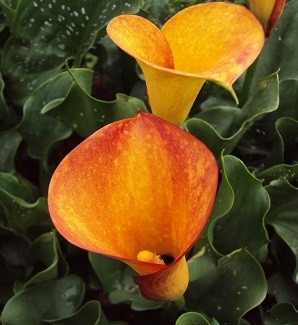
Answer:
248;0;286;36
107;2;265;126
48;112;218;301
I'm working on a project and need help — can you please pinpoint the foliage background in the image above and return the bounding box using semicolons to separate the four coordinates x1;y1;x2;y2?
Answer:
0;0;297;324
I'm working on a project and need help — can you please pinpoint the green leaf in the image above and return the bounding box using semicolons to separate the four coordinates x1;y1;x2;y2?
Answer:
257;1;298;81
45;300;108;325
0;72;14;127
257;164;298;186
142;0;174;26
1;0;141;104
175;312;210;325
18;71;73;163
0;172;51;234
0;275;85;325
266;180;298;283
268;270;298;305
0;255;15;306
185;249;267;325
14;231;68;291
0;130;22;172
209;155;270;262
185;73;279;158
88;252;126;294
0;0;19;28
264;303;298;325
43;68;147;137
0;226;33;268
275;118;298;164
89;252;165;311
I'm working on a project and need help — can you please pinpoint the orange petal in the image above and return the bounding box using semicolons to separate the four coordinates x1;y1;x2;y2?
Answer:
161;2;265;88
48;112;218;301
138;61;205;126
249;0;285;36
134;256;189;301
107;4;264;125
106;15;174;68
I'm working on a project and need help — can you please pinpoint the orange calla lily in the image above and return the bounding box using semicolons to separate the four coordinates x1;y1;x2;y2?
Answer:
248;0;286;36
48;112;218;301
107;2;265;126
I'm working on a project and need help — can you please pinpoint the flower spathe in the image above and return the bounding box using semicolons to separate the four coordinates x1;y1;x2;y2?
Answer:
107;2;265;126
48;112;218;301
248;0;286;36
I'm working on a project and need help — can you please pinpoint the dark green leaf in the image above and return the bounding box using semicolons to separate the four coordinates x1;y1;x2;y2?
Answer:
0;172;50;234
175;312;210;325
0;72;13;127
268;271;298;305
1;0;141;104
266;180;298;283
0;226;32;268
142;0;174;26
43;68;147;137
18;71;73;163
257;164;298;186
264;303;298;325
0;0;19;28
210;155;270;262
88;252;125;294
185;249;267;325
89;253;164;311
15;231;68;291
185;73;279;158
0;130;22;172
45;300;108;325
257;1;298;81
0;275;85;325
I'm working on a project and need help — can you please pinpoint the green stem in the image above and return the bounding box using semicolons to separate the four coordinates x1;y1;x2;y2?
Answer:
240;56;260;106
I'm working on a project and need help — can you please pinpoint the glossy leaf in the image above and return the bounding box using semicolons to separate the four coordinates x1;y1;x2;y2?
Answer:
266;180;298;283
42;68;147;138
0;72;13;127
175;312;210;325
108;267;165;311
257;164;298;186
0;130;22;172
0;0;141;104
264;303;298;325
0;275;85;325
0;0;18;28
185;249;267;324
175;311;210;325
268;270;298;305
89;252;126;294
0;172;50;234
185;73;279;158
18;71;73;163
89;252;165;311
45;300;108;325
15;232;68;291
210;155;270;262
256;0;298;81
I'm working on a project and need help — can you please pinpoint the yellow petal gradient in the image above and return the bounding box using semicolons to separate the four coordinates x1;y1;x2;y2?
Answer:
48;112;218;301
107;3;264;126
249;0;286;36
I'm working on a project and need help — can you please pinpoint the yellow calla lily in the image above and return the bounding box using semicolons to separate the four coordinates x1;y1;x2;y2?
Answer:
248;0;286;36
107;2;265;126
48;112;218;301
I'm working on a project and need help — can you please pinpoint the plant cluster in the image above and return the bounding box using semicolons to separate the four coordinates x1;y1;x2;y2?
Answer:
0;0;297;324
